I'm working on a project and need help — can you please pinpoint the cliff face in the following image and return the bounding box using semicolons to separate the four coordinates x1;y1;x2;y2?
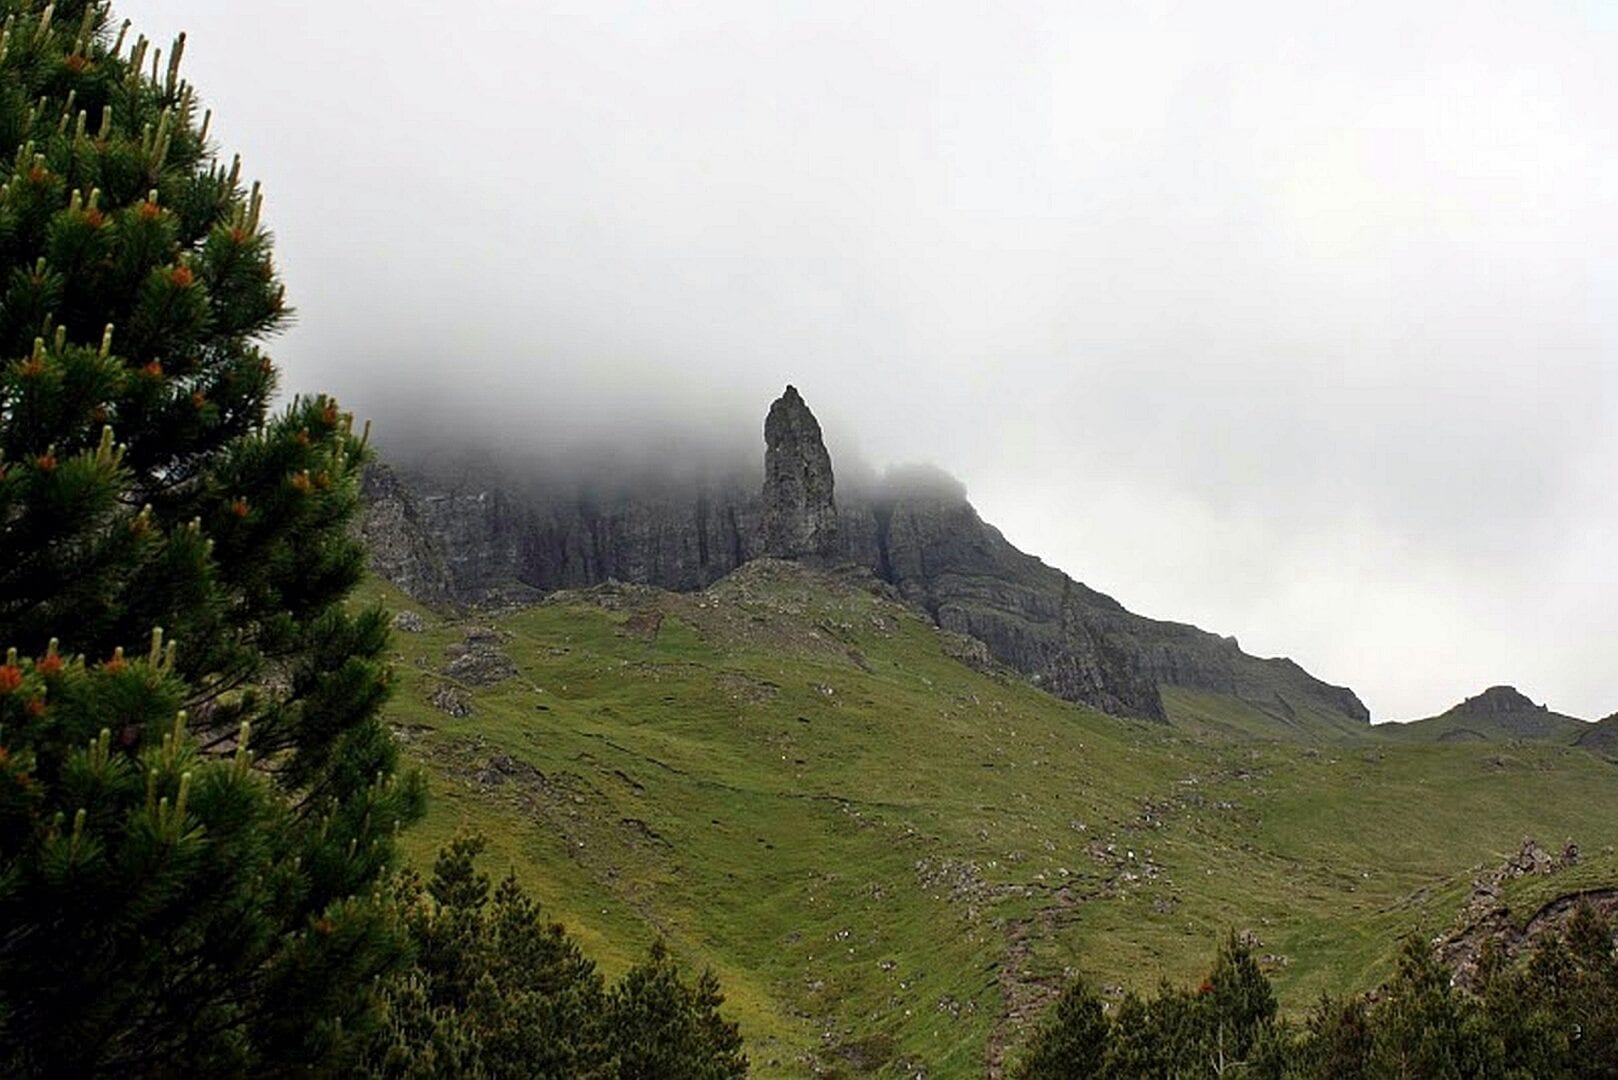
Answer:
516;493;761;594
358;463;457;608
365;386;1368;727
864;493;1164;718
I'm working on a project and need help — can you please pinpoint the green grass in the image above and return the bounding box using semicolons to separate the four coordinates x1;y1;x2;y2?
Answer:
359;563;1618;1077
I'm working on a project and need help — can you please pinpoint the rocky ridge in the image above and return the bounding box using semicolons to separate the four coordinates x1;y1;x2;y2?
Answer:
362;387;1369;728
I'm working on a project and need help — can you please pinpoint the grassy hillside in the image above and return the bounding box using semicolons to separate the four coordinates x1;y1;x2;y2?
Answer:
359;561;1618;1077
1160;686;1370;743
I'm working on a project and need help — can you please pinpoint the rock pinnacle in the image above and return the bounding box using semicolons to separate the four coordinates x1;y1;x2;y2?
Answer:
762;385;838;559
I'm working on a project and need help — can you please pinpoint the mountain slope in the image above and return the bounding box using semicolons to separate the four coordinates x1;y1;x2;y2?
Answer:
1382;686;1590;744
365;561;1618;1077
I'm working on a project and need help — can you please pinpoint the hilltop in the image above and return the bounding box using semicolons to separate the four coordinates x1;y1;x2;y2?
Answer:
1383;685;1591;744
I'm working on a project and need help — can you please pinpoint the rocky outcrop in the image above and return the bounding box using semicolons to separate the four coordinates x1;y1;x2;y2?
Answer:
1388;685;1588;743
763;386;838;559
1464;686;1542;715
1437;837;1609;991
362;386;1369;728
442;628;518;686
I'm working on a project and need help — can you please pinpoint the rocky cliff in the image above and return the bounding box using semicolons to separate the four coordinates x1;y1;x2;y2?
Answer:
358;463;456;608
364;386;1369;728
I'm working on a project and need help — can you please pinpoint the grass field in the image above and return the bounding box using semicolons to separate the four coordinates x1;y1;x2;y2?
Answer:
360;560;1618;1077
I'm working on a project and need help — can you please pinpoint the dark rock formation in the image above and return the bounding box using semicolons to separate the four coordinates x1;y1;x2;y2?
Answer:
362;386;1369;727
391;609;427;633
431;683;473;717
359;461;538;609
763;386;838;559
850;481;1367;726
865;490;1162;718
516;491;760;593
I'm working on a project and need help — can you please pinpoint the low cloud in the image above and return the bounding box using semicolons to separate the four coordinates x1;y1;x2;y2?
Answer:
124;0;1618;719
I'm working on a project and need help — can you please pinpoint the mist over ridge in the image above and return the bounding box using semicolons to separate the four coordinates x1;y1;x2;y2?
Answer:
118;0;1618;721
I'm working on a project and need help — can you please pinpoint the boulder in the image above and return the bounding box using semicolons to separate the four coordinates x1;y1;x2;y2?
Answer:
391;609;426;633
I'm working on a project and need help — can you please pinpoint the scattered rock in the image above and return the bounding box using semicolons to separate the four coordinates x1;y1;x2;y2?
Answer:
1438;836;1607;990
1503;836;1560;877
941;631;995;673
474;753;542;787
389;721;434;742
443;631;518;685
391;609;427;633
432;684;472;717
618;609;664;641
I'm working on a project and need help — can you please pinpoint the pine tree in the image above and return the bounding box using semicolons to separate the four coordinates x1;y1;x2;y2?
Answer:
0;2;423;1071
364;835;747;1080
605;939;748;1080
1012;977;1111;1079
1203;930;1278;1065
1294;993;1374;1078
1368;936;1497;1079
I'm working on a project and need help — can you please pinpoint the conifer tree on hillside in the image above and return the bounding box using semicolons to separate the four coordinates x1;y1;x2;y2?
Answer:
1017;912;1618;1077
1012;977;1110;1079
363;835;748;1080
0;1;423;1071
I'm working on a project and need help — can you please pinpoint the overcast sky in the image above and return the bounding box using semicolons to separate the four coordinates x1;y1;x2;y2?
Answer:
122;1;1616;721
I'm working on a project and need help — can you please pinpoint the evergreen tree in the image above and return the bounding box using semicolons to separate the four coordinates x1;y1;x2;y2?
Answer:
1560;901;1618;1072
1293;993;1374;1079
1012;977;1110;1079
0;2;422;1071
1367;936;1496;1079
1021;915;1618;1079
1104;985;1205;1078
365;836;747;1080
606;940;748;1080
1203;930;1279;1067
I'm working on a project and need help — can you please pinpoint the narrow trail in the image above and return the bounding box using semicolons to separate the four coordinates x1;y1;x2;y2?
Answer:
983;884;1090;1078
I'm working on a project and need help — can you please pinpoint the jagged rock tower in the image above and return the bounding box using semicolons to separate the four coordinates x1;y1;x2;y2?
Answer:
762;385;839;558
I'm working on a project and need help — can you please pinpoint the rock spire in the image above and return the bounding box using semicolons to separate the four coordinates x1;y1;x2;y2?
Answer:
762;385;838;559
